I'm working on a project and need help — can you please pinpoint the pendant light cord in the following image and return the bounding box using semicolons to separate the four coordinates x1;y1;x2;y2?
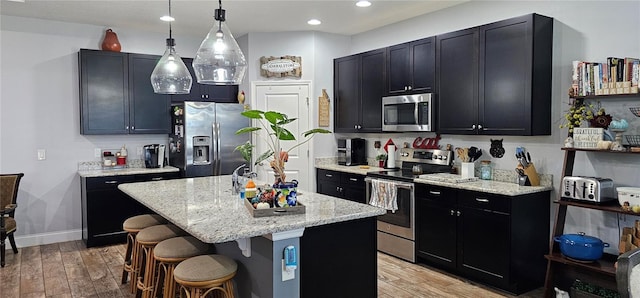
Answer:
217;0;223;32
168;0;173;40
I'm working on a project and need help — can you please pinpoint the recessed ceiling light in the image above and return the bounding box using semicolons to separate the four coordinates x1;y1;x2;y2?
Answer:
307;19;321;26
160;15;175;22
356;1;371;7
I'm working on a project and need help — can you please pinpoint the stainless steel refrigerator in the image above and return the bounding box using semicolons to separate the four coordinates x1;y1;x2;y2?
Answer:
168;101;250;177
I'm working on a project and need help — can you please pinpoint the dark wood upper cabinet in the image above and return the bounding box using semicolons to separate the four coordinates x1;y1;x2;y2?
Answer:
171;57;238;103
79;49;130;135
436;28;479;135
387;37;435;95
334;49;385;133
79;49;170;135
437;13;553;135
128;53;171;134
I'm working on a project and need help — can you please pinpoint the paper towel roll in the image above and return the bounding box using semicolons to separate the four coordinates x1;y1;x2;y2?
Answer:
387;145;396;168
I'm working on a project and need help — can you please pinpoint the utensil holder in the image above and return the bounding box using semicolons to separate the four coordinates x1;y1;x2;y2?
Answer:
460;162;474;178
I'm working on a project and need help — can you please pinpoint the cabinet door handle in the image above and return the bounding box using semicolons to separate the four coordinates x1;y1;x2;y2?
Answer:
476;198;489;203
429;190;441;195
151;177;163;181
104;180;118;184
325;174;333;178
131;126;134;130
478;124;483;130
349;178;358;182
456;211;461;216
450;210;455;215
471;124;476;130
125;126;129;130
408;86;412;90
336;186;340;192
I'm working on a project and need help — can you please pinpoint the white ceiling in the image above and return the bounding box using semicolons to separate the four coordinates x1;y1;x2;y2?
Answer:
0;0;467;38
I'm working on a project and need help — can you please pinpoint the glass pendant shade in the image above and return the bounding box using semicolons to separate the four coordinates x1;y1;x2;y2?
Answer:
193;15;247;85
151;38;193;94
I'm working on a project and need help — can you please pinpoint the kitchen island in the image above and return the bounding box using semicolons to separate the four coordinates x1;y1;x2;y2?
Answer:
118;175;385;298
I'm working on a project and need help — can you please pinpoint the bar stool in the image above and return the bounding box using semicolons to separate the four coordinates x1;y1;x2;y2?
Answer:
174;254;238;298
136;224;186;298
121;214;167;292
152;236;212;298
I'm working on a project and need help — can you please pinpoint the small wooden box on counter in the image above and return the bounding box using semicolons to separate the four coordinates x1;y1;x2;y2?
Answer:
243;199;305;217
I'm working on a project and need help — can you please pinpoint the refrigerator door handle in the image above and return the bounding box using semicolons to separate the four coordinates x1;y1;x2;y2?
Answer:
216;122;222;175
212;123;219;175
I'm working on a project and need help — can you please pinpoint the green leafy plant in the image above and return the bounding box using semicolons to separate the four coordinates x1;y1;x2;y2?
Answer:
375;154;387;161
560;100;611;134
235;110;331;183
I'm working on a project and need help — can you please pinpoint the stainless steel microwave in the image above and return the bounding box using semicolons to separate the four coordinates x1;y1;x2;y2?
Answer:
382;93;434;132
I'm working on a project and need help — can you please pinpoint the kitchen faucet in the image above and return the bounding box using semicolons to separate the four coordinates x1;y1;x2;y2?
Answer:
231;164;246;195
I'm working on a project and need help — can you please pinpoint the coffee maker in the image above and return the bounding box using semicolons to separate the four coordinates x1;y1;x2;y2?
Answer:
337;138;366;166
144;144;165;168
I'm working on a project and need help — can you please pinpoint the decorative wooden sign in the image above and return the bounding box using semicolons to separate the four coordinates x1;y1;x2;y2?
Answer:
260;56;302;78
318;89;330;127
573;127;603;149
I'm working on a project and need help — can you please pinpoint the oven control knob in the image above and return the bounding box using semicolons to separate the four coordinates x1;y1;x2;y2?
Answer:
442;156;447;160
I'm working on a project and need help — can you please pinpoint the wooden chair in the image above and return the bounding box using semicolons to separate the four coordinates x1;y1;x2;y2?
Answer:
617;247;640;298
1;173;24;267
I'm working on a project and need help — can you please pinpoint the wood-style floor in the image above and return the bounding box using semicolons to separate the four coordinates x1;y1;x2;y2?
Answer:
0;241;544;297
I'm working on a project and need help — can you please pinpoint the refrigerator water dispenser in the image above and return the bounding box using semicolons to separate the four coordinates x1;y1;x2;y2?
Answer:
193;136;211;165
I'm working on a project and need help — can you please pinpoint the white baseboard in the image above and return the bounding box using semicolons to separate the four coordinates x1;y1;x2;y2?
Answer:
5;229;82;249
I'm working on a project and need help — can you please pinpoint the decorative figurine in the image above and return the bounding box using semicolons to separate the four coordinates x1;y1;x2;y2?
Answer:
489;139;505;158
564;136;574;148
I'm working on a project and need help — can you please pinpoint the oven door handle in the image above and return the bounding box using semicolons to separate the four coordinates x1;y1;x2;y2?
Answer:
364;177;414;190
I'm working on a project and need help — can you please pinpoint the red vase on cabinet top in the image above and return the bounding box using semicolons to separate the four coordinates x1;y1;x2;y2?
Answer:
101;29;121;52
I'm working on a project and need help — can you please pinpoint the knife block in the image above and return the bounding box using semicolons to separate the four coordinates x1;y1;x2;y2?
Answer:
521;163;540;186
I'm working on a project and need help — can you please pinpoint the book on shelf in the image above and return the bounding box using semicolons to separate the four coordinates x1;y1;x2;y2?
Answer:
571;58;638;96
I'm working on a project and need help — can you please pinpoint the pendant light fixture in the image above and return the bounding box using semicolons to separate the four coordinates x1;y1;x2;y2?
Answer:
192;0;247;85
150;0;192;94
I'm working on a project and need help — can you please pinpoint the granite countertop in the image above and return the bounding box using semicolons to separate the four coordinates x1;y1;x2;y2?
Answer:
315;163;385;175
316;163;553;196
413;176;553;196
118;175;386;243
77;166;180;178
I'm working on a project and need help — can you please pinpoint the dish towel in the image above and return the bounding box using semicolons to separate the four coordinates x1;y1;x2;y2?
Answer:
369;179;398;212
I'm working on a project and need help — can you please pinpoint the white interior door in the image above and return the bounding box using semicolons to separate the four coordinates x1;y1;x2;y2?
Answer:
253;82;311;187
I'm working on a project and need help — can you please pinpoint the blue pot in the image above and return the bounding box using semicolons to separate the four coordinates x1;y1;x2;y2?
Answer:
554;233;609;261
273;180;298;206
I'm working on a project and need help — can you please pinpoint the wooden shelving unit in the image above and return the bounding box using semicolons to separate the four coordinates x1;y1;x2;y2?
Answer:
542;147;640;297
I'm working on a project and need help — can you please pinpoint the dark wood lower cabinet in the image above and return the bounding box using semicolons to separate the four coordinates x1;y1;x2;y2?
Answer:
416;183;550;295
301;217;377;298
316;169;366;204
80;172;179;247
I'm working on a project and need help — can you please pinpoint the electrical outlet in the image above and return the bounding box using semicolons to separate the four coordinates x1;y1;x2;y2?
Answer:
281;260;295;281
94;148;101;158
37;149;46;160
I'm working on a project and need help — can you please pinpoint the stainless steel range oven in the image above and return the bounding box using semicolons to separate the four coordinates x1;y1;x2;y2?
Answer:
366;148;452;263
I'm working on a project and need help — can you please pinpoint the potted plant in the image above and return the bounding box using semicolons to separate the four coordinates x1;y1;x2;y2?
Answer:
235;109;331;184
375;153;387;168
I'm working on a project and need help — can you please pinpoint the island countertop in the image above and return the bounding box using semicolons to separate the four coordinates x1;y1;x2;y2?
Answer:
118;175;385;243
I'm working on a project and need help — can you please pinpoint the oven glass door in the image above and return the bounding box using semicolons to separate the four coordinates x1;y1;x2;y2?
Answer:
378;186;412;228
383;103;417;126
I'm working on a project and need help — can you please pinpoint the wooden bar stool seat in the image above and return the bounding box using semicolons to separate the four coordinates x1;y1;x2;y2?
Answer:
153;236;212;298
136;224;186;298
174;254;238;298
121;214;167;291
